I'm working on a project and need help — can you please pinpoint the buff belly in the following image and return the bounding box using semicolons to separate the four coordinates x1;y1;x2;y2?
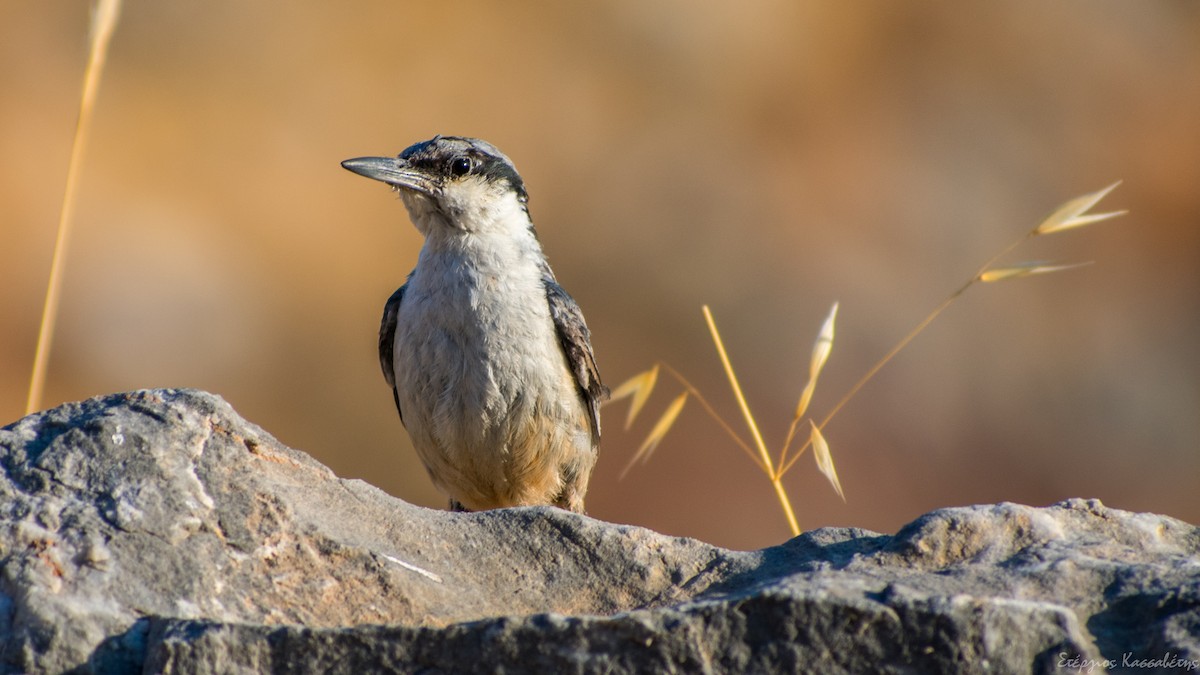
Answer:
393;294;594;511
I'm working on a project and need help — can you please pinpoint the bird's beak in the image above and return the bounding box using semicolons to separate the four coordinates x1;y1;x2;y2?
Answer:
341;156;435;195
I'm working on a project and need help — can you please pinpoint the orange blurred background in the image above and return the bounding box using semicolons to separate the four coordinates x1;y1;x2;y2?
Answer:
3;2;1197;550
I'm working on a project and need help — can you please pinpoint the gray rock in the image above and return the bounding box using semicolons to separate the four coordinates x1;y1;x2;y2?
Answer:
0;389;1196;674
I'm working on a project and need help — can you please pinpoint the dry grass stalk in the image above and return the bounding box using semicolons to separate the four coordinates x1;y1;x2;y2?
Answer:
702;305;801;535
26;0;123;414
610;303;844;536
610;364;764;471
780;181;1126;477
614;185;1124;536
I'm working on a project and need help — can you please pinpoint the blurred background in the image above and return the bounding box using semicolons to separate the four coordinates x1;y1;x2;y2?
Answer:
3;2;1197;550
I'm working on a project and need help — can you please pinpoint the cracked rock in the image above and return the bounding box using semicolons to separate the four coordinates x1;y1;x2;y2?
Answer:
1;389;1197;674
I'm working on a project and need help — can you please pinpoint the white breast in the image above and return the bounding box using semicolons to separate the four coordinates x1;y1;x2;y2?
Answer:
391;204;592;510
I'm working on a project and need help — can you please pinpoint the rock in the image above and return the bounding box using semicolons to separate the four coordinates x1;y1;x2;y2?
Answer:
0;389;1196;674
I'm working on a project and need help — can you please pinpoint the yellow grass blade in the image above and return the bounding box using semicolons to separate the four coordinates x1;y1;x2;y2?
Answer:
979;261;1093;283
794;302;838;421
810;421;844;502
619;392;688;479
1035;181;1126;235
26;0;123;414
608;365;660;430
703;305;800;536
702;306;774;476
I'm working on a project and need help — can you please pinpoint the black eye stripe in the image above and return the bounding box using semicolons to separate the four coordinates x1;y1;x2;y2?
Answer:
394;137;528;202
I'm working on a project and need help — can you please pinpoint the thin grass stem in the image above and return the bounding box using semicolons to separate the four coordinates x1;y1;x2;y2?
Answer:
658;362;765;473
26;0;122;414
777;231;1033;478
702;305;800;536
778;414;805;475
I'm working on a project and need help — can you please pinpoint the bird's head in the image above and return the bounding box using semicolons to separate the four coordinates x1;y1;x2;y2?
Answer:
342;136;529;237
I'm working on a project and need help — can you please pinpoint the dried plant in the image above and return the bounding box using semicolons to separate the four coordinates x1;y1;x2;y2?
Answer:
25;0;123;414
611;182;1126;537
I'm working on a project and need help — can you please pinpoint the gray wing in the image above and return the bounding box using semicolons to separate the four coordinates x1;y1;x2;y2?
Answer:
380;284;406;425
544;277;608;446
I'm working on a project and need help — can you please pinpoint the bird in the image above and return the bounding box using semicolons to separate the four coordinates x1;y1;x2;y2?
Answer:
341;136;606;514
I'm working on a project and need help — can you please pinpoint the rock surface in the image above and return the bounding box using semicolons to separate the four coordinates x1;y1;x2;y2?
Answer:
0;389;1197;674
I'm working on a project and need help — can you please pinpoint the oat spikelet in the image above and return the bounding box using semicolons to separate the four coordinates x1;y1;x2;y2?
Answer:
608;365;660;430
979;261;1094;283
619;392;688;479
1036;181;1126;235
794;302;838;421
810;421;844;501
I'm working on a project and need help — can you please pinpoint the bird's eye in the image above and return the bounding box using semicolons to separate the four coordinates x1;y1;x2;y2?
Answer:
449;157;473;177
